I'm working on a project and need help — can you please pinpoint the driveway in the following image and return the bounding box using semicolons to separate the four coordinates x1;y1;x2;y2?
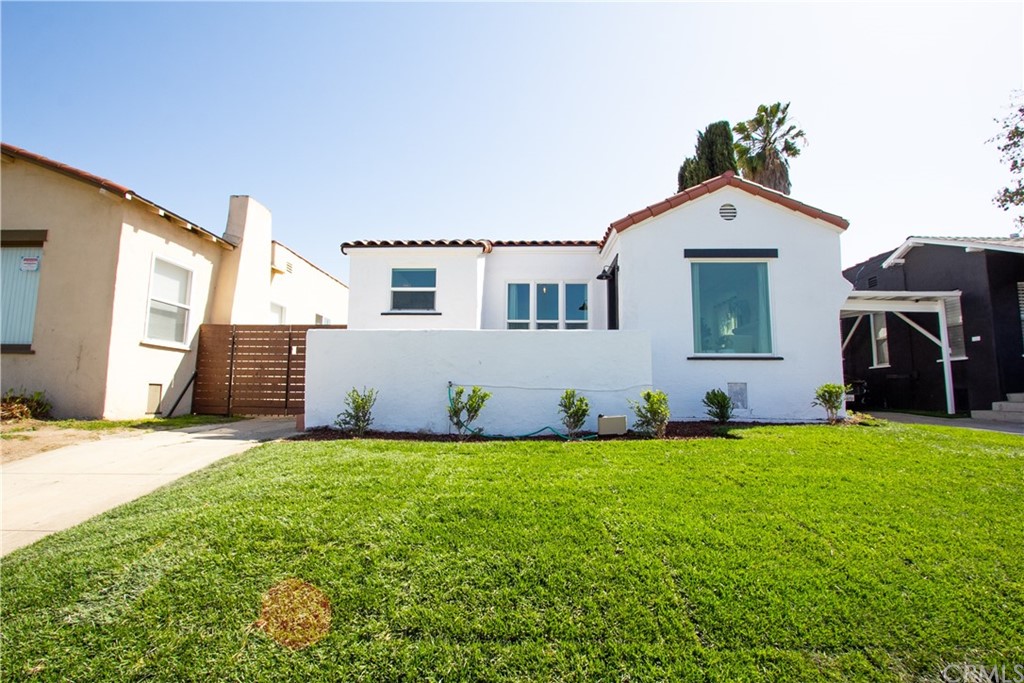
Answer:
872;411;1023;435
1;417;297;556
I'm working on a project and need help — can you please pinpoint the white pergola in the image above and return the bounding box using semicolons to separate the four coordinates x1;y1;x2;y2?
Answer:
841;290;962;415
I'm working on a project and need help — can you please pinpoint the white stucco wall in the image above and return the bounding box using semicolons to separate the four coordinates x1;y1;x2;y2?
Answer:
479;247;606;330
306;329;652;435
268;242;349;324
346;247;485;329
613;186;851;421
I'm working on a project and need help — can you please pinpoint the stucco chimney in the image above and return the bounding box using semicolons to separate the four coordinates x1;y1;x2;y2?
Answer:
211;196;273;324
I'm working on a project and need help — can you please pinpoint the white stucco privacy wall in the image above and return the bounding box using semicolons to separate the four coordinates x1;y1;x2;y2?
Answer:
306;330;652;435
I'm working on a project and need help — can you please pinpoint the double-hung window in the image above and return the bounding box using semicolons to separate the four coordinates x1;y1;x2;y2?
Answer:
870;312;889;367
691;261;772;354
391;268;436;311
536;283;559;329
564;283;588;330
507;283;530;329
506;282;588;330
146;257;192;345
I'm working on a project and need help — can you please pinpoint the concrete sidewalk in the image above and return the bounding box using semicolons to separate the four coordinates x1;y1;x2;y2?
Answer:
872;411;1023;435
1;417;297;556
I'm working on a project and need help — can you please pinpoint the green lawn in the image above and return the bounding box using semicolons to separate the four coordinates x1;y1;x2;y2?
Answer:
2;423;1021;681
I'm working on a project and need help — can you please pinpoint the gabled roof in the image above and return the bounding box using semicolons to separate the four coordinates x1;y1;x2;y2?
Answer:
1;142;232;249
881;236;1024;268
340;173;847;257
601;171;849;246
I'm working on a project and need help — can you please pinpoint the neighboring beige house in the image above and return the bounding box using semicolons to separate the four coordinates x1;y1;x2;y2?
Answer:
1;143;348;419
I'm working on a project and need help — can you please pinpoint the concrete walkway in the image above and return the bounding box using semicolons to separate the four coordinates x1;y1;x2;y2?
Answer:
872;411;1023;436
1;417;297;556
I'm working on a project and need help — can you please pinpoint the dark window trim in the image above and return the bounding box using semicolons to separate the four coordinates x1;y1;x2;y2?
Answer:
687;355;784;361
1;230;48;247
1;344;35;354
381;311;442;316
684;248;778;259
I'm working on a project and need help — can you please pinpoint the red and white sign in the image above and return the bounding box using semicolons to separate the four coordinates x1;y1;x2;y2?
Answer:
19;256;40;272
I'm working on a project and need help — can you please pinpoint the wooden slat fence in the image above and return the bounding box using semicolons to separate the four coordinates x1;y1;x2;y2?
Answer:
193;324;346;416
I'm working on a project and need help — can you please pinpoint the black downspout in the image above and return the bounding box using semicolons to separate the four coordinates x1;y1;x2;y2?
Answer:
607;256;619;330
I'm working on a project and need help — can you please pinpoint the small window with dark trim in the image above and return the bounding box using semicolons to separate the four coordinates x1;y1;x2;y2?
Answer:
391;268;436;311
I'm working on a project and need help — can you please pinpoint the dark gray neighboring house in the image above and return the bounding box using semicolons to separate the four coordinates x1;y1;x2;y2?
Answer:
842;236;1023;424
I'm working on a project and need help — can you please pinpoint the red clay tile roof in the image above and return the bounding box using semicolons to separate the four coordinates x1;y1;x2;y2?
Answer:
341;173;847;257
340;238;602;254
601;171;849;246
491;239;600;248
341;239;495;254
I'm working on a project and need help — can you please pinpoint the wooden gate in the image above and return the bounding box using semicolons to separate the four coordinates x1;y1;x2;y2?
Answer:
193;324;346;416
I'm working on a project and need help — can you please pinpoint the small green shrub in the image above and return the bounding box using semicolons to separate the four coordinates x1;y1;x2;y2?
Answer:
702;388;733;423
813;383;851;424
2;388;52;420
629;389;670;438
448;385;491;438
558;389;590;440
335;387;378;436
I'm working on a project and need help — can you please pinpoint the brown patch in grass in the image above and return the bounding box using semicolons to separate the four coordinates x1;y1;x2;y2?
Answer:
0;421;104;464
254;579;332;650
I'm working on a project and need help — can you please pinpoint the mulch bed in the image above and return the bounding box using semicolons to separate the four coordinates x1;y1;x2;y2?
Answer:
291;421;771;443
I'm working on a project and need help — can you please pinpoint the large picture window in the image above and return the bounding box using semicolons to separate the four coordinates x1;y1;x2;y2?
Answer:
506;282;588;330
391;268;436;311
146;258;192;345
691;262;772;354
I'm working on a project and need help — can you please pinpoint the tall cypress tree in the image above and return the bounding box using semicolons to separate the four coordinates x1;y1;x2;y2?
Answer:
677;121;738;192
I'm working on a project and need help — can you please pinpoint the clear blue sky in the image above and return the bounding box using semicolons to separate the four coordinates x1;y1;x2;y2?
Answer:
3;2;1021;281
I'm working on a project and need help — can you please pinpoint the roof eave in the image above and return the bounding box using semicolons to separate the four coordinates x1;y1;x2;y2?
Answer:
883;237;1024;268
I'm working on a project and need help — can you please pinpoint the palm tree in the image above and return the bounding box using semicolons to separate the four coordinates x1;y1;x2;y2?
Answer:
732;102;806;195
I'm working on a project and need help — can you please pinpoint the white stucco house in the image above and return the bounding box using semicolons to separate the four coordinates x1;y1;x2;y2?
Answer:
306;171;852;433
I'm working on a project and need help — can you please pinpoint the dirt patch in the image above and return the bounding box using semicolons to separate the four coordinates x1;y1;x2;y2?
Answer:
254;579;332;650
1;421;106;464
292;421;770;443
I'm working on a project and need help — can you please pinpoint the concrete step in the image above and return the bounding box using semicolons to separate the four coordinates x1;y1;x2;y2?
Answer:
971;409;1024;424
994;401;1024;412
1007;393;1024;403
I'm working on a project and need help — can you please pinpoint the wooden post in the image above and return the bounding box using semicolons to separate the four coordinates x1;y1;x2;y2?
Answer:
226;326;237;417
284;326;293;413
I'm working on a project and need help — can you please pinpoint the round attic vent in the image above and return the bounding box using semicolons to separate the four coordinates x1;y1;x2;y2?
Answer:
719;203;737;221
